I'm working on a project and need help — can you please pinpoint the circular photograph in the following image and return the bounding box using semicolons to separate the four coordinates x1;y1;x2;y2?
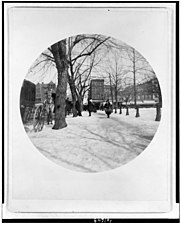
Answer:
20;34;162;173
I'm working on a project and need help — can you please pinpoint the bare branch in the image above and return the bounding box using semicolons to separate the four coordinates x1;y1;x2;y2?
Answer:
71;36;110;63
42;52;55;62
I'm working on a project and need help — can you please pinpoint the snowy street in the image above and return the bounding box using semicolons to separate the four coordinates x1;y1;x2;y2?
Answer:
27;108;160;173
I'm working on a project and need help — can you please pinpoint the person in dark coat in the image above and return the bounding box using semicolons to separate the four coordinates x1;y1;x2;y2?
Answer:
75;100;82;116
65;98;71;116
87;98;94;116
51;93;56;113
104;99;112;118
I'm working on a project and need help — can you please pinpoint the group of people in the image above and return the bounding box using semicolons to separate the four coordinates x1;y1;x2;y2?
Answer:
65;98;72;116
104;99;112;118
51;94;113;119
87;98;112;118
65;98;113;118
65;98;82;117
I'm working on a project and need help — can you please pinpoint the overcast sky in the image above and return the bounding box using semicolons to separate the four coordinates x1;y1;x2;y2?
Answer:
25;34;155;89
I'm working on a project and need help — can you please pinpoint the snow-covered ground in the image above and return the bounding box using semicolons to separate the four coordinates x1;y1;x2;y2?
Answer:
27;108;160;173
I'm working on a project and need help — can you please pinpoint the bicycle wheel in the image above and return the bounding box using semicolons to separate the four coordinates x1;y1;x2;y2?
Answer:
33;105;45;132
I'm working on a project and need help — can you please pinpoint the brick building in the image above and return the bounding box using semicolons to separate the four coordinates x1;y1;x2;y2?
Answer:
35;81;56;103
120;78;161;106
89;79;104;102
104;85;115;102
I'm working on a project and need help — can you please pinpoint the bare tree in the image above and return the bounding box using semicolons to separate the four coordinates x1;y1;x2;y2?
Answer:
106;51;131;113
26;49;56;84
26;35;110;128
146;74;162;121
26;41;68;130
74;52;100;115
26;35;159;126
67;34;110;117
119;46;156;117
50;39;68;129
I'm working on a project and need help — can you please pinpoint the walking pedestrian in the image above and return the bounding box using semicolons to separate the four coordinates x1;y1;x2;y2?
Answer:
87;98;94;116
75;100;82;116
104;99;112;118
65;97;71;116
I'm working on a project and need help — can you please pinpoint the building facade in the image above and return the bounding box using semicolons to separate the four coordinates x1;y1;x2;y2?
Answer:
20;79;36;107
35;81;56;103
89;79;104;102
120;78;161;106
104;85;115;102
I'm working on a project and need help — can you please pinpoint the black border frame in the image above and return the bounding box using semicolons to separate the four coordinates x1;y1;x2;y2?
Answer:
2;1;180;223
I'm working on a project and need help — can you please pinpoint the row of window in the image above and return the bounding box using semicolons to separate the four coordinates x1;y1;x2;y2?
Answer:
137;94;153;100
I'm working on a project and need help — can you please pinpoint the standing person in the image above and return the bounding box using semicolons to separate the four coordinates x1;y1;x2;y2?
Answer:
65;97;71;116
100;103;104;111
51;93;56;113
87;98;94;117
75;100;82;116
45;94;54;125
104;99;112;118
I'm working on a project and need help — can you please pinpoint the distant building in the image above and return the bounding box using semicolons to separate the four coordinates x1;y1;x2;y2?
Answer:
20;79;36;107
20;79;36;123
89;79;118;105
104;85;115;102
120;78;161;106
35;81;56;103
89;79;104;102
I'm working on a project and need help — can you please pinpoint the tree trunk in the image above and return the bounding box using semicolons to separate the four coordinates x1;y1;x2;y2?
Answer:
111;89;114;110
114;89;118;113
119;103;122;114
51;40;68;129
133;48;137;108
78;95;84;114
155;103;161;121
126;105;129;115
109;74;114;110
135;105;140;117
69;81;77;117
